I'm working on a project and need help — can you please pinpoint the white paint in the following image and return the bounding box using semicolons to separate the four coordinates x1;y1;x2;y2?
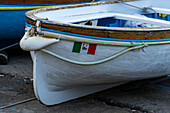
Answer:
146;7;170;14
34;0;170;23
20;29;59;51
32;39;170;105
32;0;170;32
57;12;170;26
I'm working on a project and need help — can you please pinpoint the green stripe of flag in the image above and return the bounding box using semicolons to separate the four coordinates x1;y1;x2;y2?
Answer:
72;42;82;53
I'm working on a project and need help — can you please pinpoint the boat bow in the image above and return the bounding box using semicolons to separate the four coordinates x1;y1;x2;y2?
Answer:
20;26;59;51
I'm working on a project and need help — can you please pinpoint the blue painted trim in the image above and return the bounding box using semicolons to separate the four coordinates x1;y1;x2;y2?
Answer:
0;1;94;6
26;23;170;42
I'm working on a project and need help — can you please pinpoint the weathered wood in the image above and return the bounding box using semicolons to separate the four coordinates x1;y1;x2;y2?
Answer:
26;16;170;40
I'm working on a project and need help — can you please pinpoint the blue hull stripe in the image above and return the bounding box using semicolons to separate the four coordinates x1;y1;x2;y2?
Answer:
26;23;170;42
0;1;93;6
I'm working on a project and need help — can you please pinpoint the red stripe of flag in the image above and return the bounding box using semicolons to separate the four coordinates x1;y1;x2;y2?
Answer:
87;44;97;55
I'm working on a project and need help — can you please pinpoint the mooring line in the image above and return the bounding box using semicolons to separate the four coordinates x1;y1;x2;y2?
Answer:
0;97;36;110
0;43;19;51
114;0;143;10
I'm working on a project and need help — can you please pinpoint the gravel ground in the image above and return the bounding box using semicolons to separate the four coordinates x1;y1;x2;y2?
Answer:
0;49;169;113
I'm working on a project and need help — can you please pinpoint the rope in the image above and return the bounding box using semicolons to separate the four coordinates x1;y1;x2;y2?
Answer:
114;0;143;10
114;0;157;14
91;0;96;2
40;44;146;65
0;97;36;109
0;43;19;51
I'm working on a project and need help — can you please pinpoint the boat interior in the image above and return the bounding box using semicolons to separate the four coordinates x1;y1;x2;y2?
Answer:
72;8;170;28
37;7;170;28
32;0;170;29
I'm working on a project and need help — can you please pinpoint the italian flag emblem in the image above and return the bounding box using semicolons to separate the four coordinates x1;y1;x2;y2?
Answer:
72;42;97;55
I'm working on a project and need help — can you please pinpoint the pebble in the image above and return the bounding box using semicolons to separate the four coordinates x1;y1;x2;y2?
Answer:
0;74;4;77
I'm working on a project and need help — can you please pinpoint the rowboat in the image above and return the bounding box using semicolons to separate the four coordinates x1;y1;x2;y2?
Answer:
20;0;170;105
0;0;94;48
0;0;94;64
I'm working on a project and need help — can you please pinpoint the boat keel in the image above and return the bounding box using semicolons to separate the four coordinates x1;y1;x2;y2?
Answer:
36;83;123;105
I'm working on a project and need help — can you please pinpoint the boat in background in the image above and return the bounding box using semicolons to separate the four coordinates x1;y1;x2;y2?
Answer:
0;0;94;64
20;0;170;105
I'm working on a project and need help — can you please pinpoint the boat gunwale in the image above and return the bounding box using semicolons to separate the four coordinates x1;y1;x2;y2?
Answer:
25;0;170;32
26;17;170;32
25;1;170;40
0;0;100;10
24;23;170;47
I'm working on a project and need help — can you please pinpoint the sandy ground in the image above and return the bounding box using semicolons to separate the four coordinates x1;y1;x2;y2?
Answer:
0;49;170;113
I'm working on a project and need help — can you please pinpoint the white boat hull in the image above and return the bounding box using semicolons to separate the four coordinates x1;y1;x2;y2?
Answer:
20;0;170;105
31;39;170;105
